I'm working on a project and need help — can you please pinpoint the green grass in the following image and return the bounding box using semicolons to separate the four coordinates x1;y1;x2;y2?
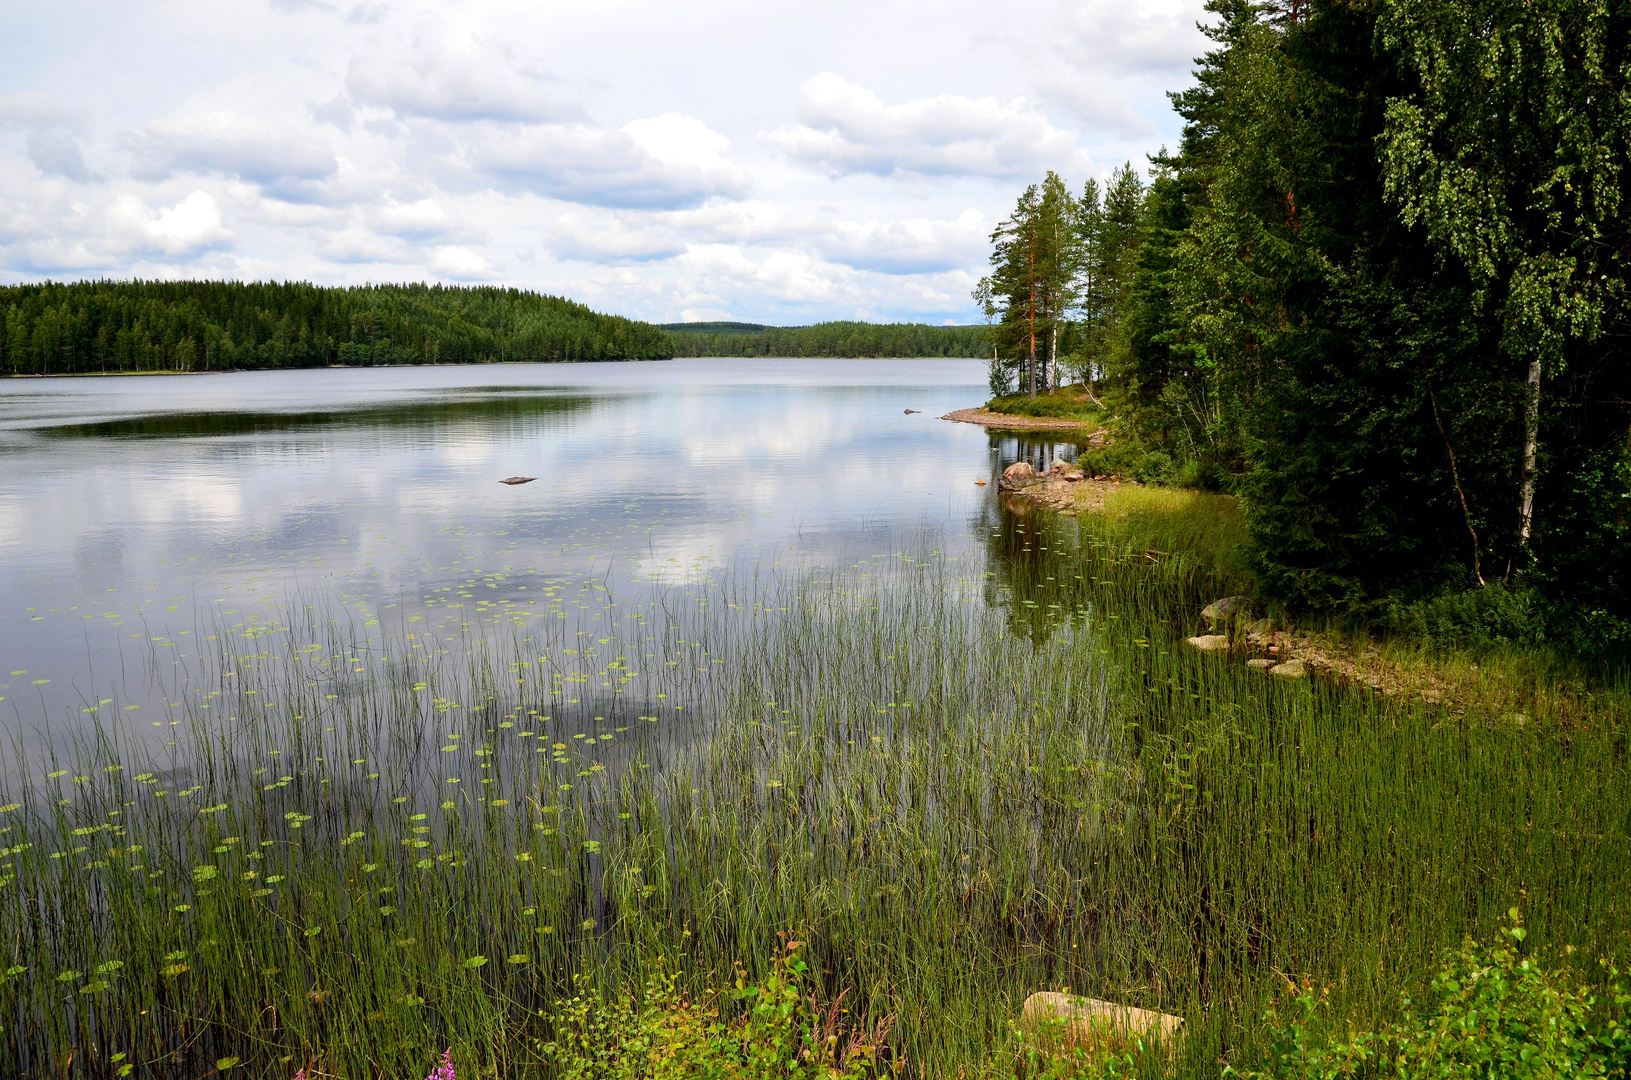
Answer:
985;389;1104;424
2;523;1628;1078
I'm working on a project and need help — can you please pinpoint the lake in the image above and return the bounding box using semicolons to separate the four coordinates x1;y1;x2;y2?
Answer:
0;358;1079;746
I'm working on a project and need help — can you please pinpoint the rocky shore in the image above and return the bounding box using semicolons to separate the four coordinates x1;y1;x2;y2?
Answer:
942;407;1109;438
996;458;1128;516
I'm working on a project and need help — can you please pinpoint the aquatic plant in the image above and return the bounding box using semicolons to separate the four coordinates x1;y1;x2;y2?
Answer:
0;514;1626;1077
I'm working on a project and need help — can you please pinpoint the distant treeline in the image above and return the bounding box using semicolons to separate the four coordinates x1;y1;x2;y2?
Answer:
662;320;984;358
0;280;674;375
0;283;986;375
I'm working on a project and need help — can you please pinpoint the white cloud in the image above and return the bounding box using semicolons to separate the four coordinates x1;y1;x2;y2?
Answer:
0;0;1209;320
108;191;233;256
374;198;460;238
315;224;407;264
549;211;685;263
1018;6;1209;135
429;244;496;278
765;73;1086;179
817;209;989;274
133;112;338;196
0;93;93;181
347;31;578;123
469;113;749;210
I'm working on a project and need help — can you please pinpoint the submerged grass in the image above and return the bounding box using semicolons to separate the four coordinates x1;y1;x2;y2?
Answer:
1;511;1628;1079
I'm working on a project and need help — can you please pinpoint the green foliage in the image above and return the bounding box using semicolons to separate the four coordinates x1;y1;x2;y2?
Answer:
985;390;1103;423
1236;912;1631;1080
992;1037;1139;1080
1074;443;1176;486
1379;584;1547;653
663;321;983;359
977;173;1084;396
0;280;673;374
981;0;1631;638
539;941;887;1080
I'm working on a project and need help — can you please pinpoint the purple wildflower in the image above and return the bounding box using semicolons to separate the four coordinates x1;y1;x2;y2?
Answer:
424;1048;455;1080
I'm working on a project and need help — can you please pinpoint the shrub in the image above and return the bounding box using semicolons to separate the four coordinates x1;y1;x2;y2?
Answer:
538;938;891;1080
1379;583;1547;652
1232;911;1631;1079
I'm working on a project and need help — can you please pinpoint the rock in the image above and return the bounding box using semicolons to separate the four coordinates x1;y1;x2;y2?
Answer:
1247;618;1275;637
1020;992;1183;1050
974;479;987;486
1049;459;1072;474
904;409;920;414
1246;659;1275;671
1185;634;1230;652
499;476;537;485
1201;596;1252;623
1269;660;1307;679
1002;461;1037;481
1422;689;1445;704
1506;711;1529;728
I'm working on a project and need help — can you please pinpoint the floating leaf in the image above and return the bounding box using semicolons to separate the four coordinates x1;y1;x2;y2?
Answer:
463;955;488;969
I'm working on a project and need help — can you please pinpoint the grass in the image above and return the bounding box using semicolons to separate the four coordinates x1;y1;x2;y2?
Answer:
985;389;1105;424
1;512;1629;1078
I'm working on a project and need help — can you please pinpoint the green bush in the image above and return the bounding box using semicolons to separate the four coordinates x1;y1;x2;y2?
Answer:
985;391;1103;422
1379;583;1547;652
1075;443;1174;485
1233;911;1631;1080
538;939;890;1080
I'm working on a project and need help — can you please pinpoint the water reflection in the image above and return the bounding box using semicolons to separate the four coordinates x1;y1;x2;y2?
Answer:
0;359;1092;748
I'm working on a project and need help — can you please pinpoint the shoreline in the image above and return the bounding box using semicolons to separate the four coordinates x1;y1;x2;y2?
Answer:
0;357;679;379
940;405;1105;436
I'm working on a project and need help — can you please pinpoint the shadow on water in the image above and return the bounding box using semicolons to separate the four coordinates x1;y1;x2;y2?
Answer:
27;391;598;440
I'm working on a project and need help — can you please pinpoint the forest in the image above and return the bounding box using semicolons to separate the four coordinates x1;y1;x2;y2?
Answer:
0;280;676;374
662;320;983;358
0;283;985;375
978;0;1630;653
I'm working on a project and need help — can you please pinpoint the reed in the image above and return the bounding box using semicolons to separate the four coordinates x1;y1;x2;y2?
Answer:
1;514;1627;1079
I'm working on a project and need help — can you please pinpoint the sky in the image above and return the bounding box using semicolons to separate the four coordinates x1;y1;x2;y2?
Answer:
0;0;1211;325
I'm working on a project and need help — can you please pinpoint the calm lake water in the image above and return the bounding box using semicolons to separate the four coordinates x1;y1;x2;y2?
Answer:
0;358;1081;747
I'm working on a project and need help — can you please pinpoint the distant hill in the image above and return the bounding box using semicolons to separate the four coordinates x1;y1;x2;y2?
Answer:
664;320;985;358
0;280;673;375
0;281;986;375
658;322;772;335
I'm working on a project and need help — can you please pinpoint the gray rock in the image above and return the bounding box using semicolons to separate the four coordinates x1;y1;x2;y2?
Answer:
1185;634;1230;652
1201;596;1253;623
499;476;537;485
1002;461;1037;481
1020;992;1183;1049
1269;660;1307;678
1246;658;1275;671
1247;618;1275;637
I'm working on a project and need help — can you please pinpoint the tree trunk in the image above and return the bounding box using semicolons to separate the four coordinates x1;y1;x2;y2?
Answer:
1028;248;1037;398
1050;326;1058;391
1518;357;1541;544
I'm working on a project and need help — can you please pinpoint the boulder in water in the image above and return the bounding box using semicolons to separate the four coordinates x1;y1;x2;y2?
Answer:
1020;992;1183;1050
1002;461;1036;481
1185;634;1230;652
1201;596;1252;623
499;476;537;485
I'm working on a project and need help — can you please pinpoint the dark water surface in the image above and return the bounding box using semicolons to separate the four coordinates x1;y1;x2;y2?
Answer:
0;358;1079;747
